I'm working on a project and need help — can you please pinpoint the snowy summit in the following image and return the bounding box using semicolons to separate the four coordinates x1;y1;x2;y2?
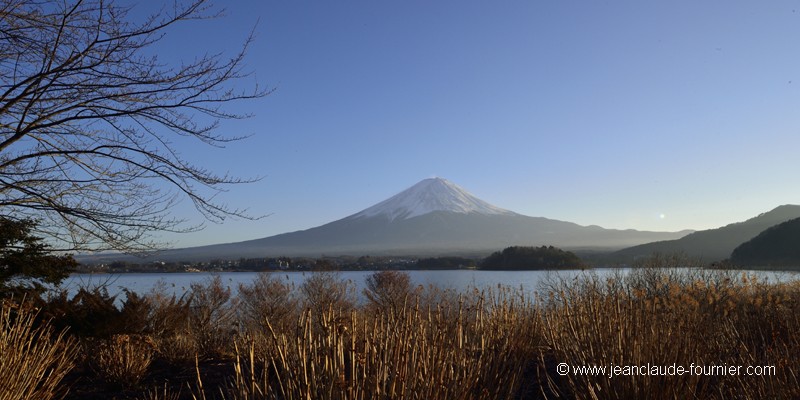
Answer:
350;177;516;221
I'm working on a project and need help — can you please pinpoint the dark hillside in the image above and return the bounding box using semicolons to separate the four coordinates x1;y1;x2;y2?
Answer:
613;205;800;263
731;217;800;268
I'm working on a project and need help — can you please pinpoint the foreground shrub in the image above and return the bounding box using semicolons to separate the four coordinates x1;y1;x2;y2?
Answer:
188;276;238;358
145;280;192;338
363;270;415;317
144;281;196;363
299;271;357;327
43;286;122;337
155;333;198;365
238;272;299;334
92;334;155;389
0;301;76;400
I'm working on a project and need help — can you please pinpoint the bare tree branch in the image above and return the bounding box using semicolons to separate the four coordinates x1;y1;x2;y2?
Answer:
0;0;269;254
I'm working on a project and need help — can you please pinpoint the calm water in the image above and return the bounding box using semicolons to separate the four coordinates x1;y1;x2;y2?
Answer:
61;269;588;302
60;268;800;303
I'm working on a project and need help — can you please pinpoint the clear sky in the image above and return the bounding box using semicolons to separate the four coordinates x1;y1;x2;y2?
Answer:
137;1;800;248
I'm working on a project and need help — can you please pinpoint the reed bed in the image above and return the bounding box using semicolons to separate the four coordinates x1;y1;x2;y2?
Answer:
0;300;77;400
212;286;535;400
3;266;800;399
538;269;800;399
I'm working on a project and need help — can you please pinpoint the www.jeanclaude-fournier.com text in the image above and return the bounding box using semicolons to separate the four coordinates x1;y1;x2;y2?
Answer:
557;362;776;379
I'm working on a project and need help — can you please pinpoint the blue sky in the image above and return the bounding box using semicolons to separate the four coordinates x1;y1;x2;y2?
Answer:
140;1;800;248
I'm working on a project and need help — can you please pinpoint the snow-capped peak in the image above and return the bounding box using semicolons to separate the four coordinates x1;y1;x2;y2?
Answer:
349;178;515;221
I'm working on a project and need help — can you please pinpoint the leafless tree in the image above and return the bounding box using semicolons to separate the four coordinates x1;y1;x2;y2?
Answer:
363;270;413;316
0;0;268;253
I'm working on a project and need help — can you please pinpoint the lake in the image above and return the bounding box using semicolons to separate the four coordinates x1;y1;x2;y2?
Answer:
60;268;800;304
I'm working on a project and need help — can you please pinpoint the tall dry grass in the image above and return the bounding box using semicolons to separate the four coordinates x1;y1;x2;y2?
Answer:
538;267;800;399
8;266;800;399
91;334;156;388
190;285;536;400
0;301;77;400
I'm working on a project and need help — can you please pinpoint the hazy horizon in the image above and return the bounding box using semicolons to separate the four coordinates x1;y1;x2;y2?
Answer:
123;1;800;248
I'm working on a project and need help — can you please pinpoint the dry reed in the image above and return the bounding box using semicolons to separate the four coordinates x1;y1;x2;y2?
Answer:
92;334;156;388
192;286;534;399
538;269;800;399
8;266;800;399
0;301;77;400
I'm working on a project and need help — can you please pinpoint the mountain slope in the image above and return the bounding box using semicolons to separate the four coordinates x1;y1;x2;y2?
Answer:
731;217;800;267
351;177;515;220
613;205;800;262
84;178;691;262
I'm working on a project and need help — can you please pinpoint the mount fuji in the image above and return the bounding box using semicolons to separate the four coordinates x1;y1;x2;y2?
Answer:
350;177;516;221
98;178;692;261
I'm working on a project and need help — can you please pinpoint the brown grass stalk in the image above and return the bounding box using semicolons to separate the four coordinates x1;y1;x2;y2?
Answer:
0;302;77;400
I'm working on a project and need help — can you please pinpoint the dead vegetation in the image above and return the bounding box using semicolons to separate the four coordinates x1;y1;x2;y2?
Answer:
1;264;799;399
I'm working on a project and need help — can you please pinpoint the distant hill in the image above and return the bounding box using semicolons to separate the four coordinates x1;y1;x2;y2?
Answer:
613;205;800;263
82;178;691;263
480;245;584;270
730;217;800;268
